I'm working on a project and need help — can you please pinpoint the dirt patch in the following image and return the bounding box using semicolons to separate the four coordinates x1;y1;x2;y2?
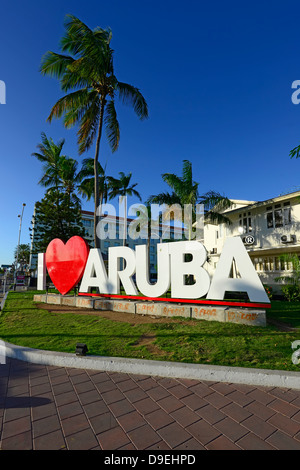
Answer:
131;333;166;356
267;318;299;332
35;302;195;326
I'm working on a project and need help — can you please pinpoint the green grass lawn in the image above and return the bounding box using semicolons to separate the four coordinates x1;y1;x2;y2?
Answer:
1;291;300;372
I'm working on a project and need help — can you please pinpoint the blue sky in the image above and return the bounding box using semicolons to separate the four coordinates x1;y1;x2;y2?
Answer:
1;0;300;265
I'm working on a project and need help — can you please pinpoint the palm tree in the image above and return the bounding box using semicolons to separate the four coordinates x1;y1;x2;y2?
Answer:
147;159;232;240
107;172;142;246
40;14;148;248
77;158;109;236
32;133;70;230
59;157;82;206
32;132;67;194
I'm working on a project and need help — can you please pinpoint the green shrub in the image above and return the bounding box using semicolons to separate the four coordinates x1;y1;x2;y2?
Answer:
263;284;273;300
281;284;300;302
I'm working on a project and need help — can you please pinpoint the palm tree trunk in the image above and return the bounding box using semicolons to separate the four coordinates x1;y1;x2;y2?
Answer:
93;97;106;249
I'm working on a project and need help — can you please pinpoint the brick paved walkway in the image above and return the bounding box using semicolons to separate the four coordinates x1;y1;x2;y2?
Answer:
1;358;300;450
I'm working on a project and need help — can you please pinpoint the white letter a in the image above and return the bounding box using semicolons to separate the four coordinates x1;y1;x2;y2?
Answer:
207;237;270;303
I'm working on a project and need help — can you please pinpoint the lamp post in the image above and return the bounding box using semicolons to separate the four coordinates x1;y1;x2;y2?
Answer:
14;203;26;288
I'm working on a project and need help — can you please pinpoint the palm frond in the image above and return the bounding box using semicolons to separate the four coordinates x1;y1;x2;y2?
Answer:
117;82;148;120
147;192;181;206
290;144;300;159
40;51;74;79
47;88;92;123
199;190;232;212
104;100;120;152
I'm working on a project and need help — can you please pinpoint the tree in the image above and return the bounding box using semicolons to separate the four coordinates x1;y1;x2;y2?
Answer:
14;244;30;270
32;133;85;235
32;132;67;194
147;159;232;240
40;14;148;248
77;157;109;223
107;172;142;245
30;190;87;255
275;253;300;301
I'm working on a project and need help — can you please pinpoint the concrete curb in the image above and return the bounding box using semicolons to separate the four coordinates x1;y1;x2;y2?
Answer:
2;340;300;390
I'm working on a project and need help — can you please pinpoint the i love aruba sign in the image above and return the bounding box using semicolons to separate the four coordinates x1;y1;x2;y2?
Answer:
38;235;270;308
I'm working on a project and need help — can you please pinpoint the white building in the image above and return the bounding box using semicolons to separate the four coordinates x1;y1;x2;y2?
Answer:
203;190;300;294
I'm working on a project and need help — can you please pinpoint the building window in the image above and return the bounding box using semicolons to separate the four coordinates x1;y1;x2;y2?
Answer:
266;202;291;229
82;219;92;227
239;213;252;233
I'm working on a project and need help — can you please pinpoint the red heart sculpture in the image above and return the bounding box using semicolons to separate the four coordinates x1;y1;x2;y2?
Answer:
45;236;90;295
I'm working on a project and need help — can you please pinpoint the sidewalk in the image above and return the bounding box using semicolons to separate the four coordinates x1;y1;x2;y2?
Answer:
1;357;300;450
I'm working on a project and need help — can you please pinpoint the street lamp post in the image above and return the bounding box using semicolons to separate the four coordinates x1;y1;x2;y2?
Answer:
14;203;26;289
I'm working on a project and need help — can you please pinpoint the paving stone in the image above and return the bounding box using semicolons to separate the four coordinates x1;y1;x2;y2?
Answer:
134;397;160;415
226;390;255;407
123;387;148;403
181;393;207;411
214;416;249;442
32;414;61;438
221;402;253;423
157;422;192;448
267;430;300;450
89;411;118;434
116;379;139;393
83;399;109;418
186;419;221;446
268;398;299;418
34;429;66;450
66;428;98;450
206;435;241;450
196;403;225;425
169;384;193;399
241;415;277;440
2;358;300;451
268;412;300;436
203;391;233;409
61;413;90;436
146;440;171;450
236;432;276;450
58;401;83;419
117;410;146;432
144;408;174;430
2;416;31;440
147;386;170;401
245;400;276;421
97;425;131;450
127;424;161;449
1;430;33;450
170;406;201;427
108;399;135;417
247;388;276;406
157;395;185;413
173;438;205;450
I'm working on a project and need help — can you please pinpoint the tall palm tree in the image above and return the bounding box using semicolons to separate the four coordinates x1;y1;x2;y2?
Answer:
40;14;148;248
32;133;70;230
59;157;82;205
107;172;142;245
77;158;110;238
147;159;232;240
32;132;67;194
